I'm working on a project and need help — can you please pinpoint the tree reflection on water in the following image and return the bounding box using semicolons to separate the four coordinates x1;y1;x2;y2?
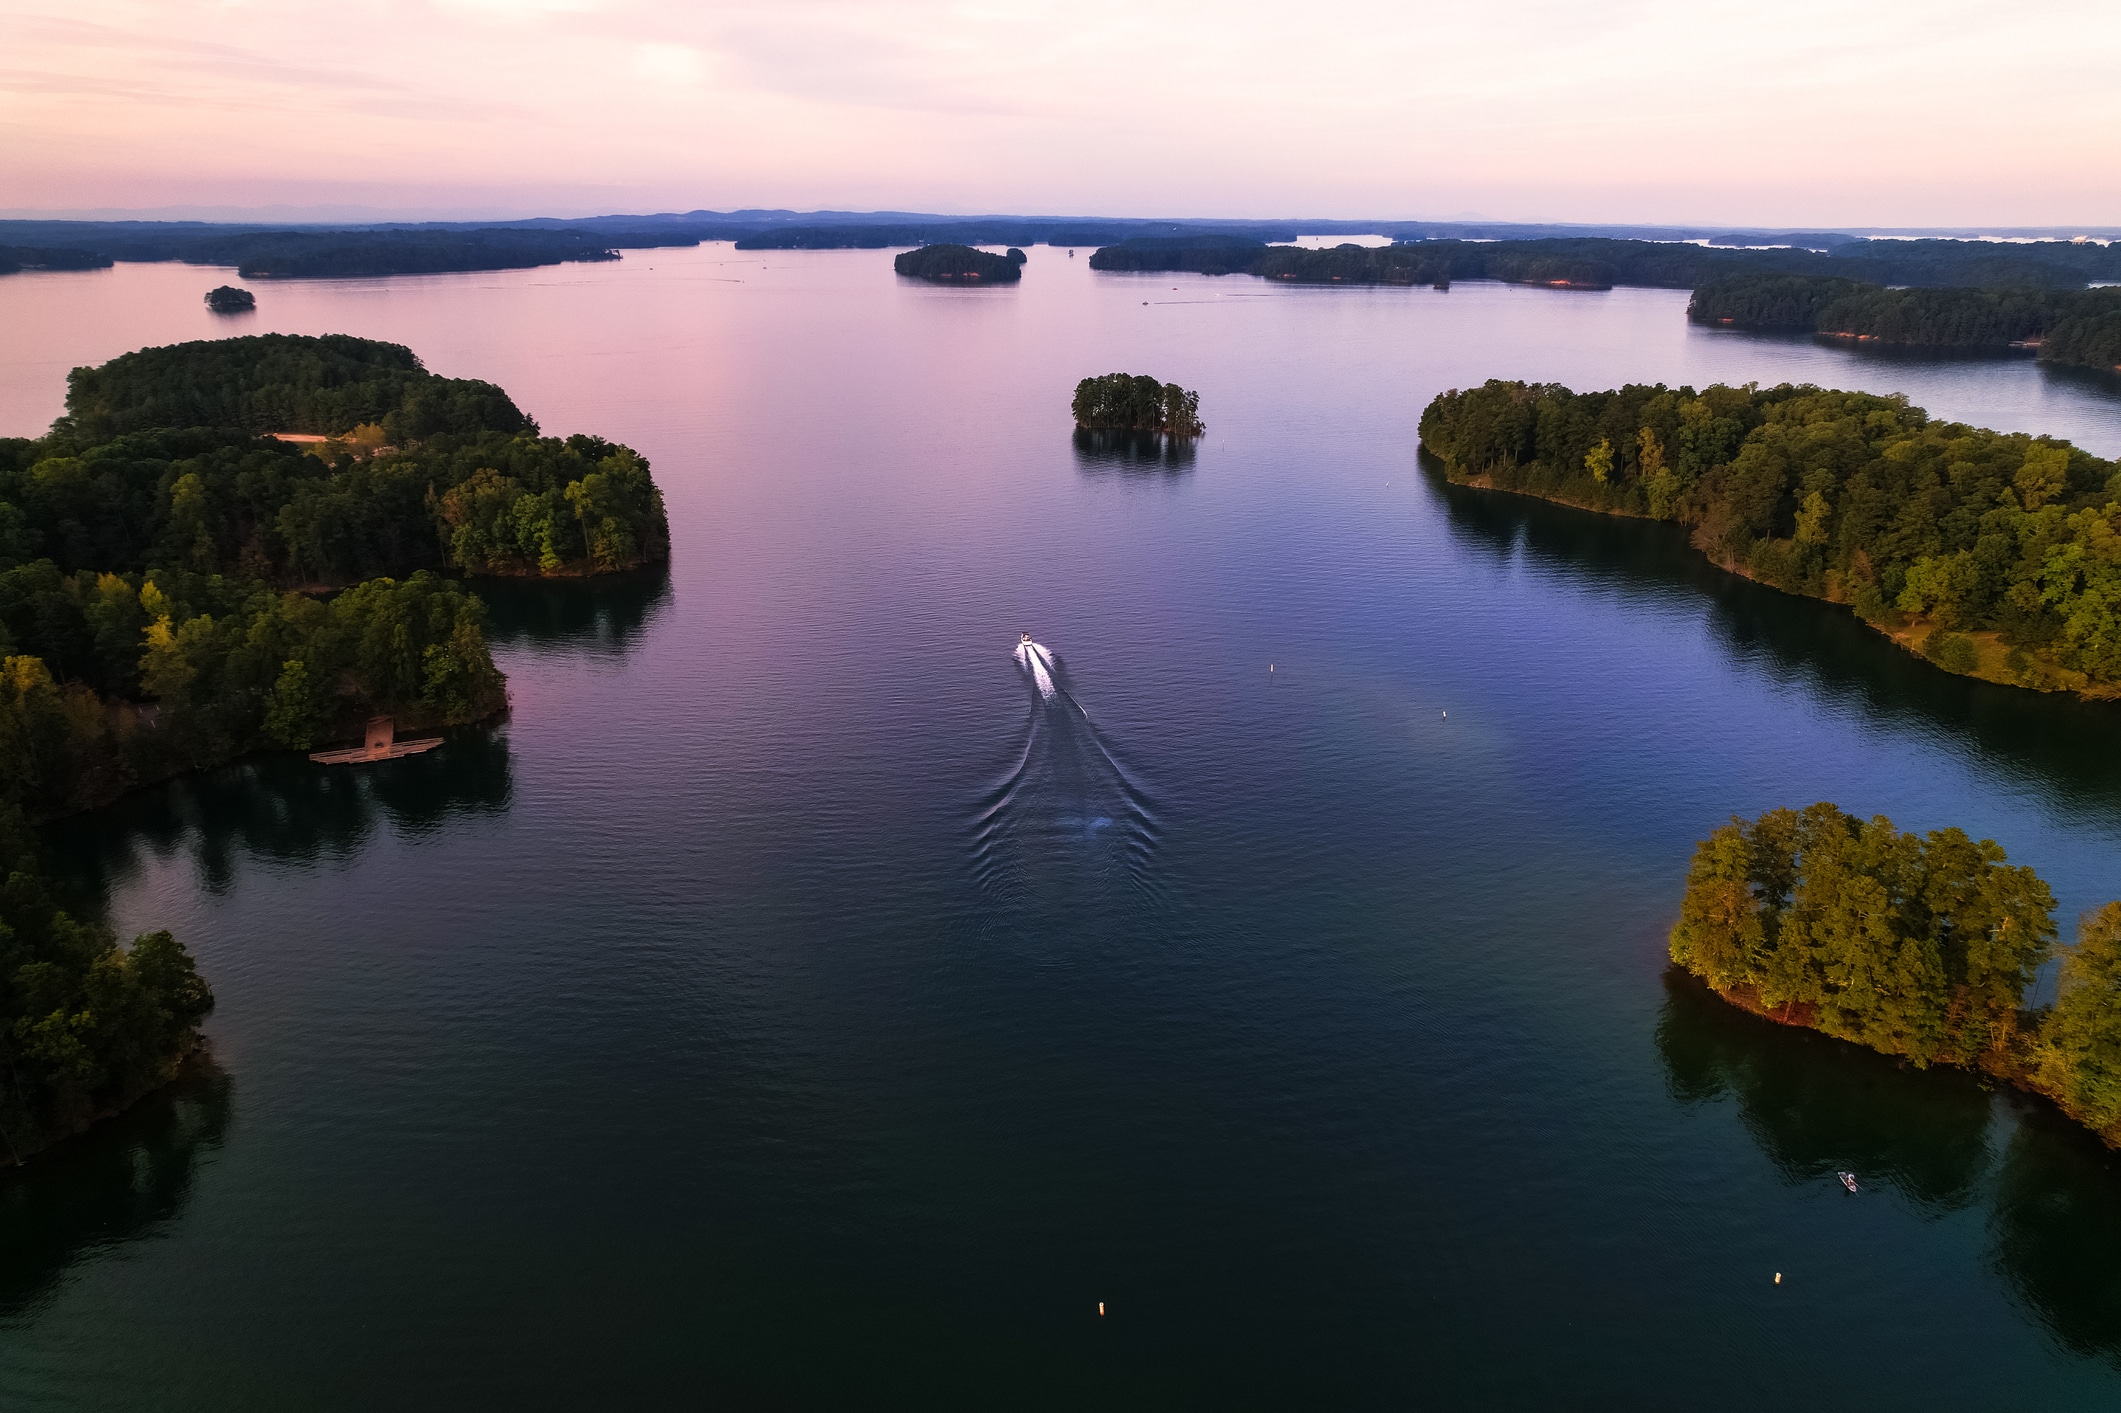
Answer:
1656;969;2121;1364
0;1058;231;1319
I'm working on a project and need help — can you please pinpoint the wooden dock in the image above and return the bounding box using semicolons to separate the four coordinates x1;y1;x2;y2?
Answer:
309;715;444;765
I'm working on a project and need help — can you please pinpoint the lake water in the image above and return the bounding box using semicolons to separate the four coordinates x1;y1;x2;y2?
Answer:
6;246;2121;1409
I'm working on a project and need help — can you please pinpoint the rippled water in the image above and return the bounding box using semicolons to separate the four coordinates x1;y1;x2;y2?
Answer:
5;248;2121;1409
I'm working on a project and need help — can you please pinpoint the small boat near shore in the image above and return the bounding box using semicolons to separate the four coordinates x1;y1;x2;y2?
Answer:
1838;1171;1859;1194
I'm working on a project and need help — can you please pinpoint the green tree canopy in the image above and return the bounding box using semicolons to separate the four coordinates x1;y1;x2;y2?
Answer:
891;244;1022;283
1071;374;1204;437
1420;379;2121;688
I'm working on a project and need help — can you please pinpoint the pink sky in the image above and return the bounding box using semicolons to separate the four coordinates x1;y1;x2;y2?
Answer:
4;0;2118;227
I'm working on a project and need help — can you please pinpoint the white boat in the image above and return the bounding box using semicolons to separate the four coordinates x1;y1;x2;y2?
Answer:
1838;1171;1859;1193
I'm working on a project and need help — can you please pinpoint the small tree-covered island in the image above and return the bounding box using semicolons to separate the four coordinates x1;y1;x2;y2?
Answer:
0;332;669;1163
204;284;255;313
1072;374;1205;437
1419;380;2121;694
1672;804;2121;1147
892;243;1022;283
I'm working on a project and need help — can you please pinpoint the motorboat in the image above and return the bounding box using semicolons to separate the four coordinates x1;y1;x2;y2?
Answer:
1021;631;1033;645
1838;1171;1859;1193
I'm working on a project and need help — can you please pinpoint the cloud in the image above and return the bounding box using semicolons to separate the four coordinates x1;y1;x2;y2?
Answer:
1;0;2116;224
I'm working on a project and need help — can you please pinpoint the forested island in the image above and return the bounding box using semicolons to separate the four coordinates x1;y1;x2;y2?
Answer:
1419;380;2121;694
1690;274;2121;372
1671;804;2121;1146
1072;374;1204;436
1089;234;2121;302
204;285;255;313
892;244;1022;283
0;334;669;1162
1087;236;2121;373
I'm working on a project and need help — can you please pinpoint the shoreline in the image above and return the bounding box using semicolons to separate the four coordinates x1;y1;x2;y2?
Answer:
0;1041;214;1170
1692;972;2121;1151
28;700;510;827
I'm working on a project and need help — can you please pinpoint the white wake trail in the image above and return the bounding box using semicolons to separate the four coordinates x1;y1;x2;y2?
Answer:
1015;640;1057;699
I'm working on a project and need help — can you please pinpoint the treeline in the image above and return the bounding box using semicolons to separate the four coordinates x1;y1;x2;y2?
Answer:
1417;380;2121;692
1689;274;2121;369
15;335;668;582
738;220;1328;251
1671;804;2121;1145
0;227;685;280
892;244;1023;283
1;567;502;810
217;230;623;279
1090;236;1751;288
1071;374;1204;437
63;333;530;442
2042;307;2121;373
1254;242;1614;288
1087;236;1273;276
0;246;112;276
1089;235;2121;293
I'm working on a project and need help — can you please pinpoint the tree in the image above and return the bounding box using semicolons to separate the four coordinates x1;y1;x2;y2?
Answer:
262;658;326;749
1071;374;1206;436
1667;804;2054;1068
2040;903;2121;1137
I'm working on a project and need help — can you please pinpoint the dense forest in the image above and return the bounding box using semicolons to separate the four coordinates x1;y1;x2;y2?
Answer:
63;333;530;441
891;244;1022;282
1088;235;2121;295
1689;274;2121;369
2042;306;2121;373
1087;236;1271;275
213;230;622;279
1418;380;2121;693
1670;804;2121;1145
0;228;667;280
28;335;669;581
1071;374;1204;436
0;331;675;1160
0;246;112;276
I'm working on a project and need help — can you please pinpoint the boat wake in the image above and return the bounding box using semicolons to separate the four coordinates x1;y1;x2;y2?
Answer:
1014;636;1057;699
969;636;1162;910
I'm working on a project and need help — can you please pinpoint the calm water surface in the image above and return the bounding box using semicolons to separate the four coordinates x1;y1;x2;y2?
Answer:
5;249;2121;1409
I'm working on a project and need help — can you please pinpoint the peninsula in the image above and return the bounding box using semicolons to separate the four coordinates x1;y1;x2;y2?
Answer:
1689;274;2121;371
1089;233;2121;293
1671;804;2121;1147
1419;379;2121;694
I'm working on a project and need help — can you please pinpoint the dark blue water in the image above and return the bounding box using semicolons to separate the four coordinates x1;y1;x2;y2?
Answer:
6;249;2121;1409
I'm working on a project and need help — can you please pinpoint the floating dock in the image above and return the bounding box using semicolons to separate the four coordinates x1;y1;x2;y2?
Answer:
309;715;443;765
